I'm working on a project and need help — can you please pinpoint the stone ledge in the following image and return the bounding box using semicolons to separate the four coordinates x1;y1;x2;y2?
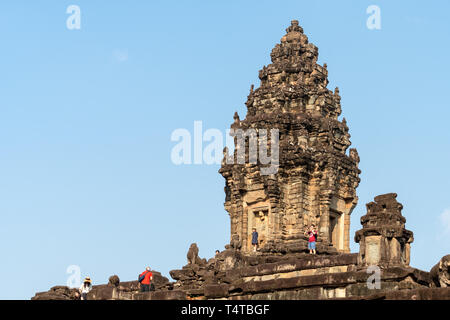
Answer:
229;267;428;295
384;287;450;300
225;253;357;282
241;265;354;283
335;287;450;300
204;284;229;299
132;290;186;300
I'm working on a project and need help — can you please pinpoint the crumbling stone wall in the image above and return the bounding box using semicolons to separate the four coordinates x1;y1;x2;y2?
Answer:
430;255;450;288
32;286;79;300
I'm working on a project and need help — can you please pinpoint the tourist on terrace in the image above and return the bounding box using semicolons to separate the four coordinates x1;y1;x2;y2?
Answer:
305;225;318;255
138;267;153;292
252;228;259;252
79;277;92;300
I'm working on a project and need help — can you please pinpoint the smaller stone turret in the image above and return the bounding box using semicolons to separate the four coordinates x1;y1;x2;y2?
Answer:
355;193;414;267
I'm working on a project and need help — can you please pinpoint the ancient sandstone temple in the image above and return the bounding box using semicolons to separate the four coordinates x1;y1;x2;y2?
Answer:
33;20;450;301
220;20;361;254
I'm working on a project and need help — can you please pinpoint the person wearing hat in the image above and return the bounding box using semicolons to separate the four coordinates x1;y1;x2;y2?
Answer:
79;277;92;300
138;267;153;292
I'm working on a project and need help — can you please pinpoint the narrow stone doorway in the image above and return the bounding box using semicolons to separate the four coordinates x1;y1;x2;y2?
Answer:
329;210;342;250
247;205;270;251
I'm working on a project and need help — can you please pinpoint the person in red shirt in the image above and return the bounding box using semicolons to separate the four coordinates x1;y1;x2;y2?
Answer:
304;224;318;255
139;267;153;292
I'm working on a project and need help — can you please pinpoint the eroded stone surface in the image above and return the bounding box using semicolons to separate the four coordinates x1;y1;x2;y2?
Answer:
430;255;450;287
32;286;79;300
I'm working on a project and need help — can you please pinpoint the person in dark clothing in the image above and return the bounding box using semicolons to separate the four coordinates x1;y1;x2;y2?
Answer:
252;228;259;252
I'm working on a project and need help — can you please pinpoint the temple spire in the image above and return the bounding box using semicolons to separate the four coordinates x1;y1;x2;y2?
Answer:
220;20;360;254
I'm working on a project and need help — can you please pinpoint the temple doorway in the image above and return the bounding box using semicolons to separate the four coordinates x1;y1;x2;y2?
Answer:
247;204;270;251
329;210;342;250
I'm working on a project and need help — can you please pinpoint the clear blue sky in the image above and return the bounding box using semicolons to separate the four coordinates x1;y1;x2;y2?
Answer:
0;1;449;299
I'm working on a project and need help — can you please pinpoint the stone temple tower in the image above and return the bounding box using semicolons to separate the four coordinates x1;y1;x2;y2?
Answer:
219;20;361;254
355;193;414;267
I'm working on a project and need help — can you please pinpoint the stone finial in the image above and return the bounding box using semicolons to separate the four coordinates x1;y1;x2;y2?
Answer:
355;194;414;268
281;20;304;43
250;84;254;94
286;20;303;34
222;146;231;166
108;275;120;287
349;148;360;164
187;243;200;265
233;111;240;123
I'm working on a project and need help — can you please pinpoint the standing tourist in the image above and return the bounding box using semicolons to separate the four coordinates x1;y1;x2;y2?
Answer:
304;225;318;255
79;277;92;300
138;267;153;292
252;228;259;252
